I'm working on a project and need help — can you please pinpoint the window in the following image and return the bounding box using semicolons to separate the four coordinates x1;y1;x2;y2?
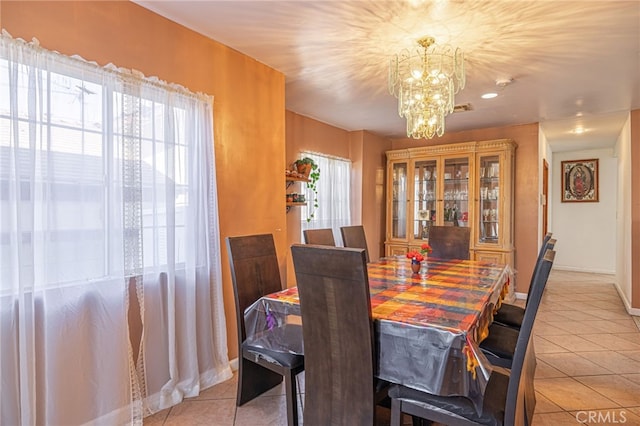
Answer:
300;152;351;244
1;34;229;426
0;45;211;288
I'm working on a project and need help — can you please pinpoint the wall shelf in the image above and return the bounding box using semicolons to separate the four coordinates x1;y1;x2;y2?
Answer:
286;175;310;188
286;174;310;212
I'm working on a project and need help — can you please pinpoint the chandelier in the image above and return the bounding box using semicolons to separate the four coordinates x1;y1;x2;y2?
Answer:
389;36;465;139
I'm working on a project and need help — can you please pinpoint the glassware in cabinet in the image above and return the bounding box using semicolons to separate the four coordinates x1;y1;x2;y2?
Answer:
442;157;470;228
478;154;500;243
390;162;408;240
386;139;515;269
413;159;437;239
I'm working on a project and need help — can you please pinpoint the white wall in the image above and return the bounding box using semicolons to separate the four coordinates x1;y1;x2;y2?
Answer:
615;116;634;311
552;149;617;273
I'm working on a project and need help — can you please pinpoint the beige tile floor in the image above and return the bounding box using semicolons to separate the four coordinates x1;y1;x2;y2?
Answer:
144;270;640;425
531;270;640;426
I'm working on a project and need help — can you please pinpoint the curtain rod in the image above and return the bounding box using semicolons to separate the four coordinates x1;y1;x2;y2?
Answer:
300;150;352;163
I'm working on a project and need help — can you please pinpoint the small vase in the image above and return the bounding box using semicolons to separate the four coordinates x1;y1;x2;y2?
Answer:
411;260;421;274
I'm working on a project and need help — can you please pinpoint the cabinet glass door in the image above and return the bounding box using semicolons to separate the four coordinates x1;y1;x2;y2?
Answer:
413;160;437;240
478;155;500;243
391;162;408;239
443;157;470;228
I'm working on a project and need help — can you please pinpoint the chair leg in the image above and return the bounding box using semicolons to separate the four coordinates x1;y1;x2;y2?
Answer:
391;398;433;426
390;398;403;426
283;369;299;426
237;356;283;406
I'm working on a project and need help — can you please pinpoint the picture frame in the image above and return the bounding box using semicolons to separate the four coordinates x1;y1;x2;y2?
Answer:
561;158;599;202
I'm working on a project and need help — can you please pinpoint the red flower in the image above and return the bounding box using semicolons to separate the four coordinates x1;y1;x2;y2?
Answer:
406;251;424;262
420;243;432;256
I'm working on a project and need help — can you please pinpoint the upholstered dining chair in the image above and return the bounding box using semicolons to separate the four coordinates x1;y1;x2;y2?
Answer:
388;250;555;426
340;225;370;262
302;228;336;246
226;234;304;426
427;225;471;260
493;235;555;330
480;249;556;369
291;244;389;425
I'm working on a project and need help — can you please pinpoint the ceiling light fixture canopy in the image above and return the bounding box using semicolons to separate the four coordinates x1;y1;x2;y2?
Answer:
389;36;465;139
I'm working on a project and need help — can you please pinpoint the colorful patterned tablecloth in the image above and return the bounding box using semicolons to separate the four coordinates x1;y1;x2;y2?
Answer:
244;256;511;410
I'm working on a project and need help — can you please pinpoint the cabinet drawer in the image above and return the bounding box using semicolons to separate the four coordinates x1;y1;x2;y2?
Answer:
474;251;506;265
386;244;408;257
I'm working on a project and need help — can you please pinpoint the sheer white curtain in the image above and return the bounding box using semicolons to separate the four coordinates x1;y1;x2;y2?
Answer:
0;32;231;425
300;152;351;245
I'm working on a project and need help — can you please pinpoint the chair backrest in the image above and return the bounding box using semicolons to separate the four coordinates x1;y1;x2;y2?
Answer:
524;238;556;307
303;228;336;246
504;249;555;424
340;225;370;262
226;234;283;343
534;232;553;270
291;244;375;425
427;225;471;260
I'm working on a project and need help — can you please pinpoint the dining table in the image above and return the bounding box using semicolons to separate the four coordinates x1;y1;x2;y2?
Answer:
243;255;513;411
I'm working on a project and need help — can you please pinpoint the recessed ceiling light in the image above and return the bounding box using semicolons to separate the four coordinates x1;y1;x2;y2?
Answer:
571;126;587;134
481;93;498;99
495;78;514;87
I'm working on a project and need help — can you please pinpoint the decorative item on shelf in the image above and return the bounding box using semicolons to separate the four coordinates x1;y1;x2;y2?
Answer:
418;209;431;221
444;203;458;222
292;157;316;178
292;157;320;222
388;36;465;139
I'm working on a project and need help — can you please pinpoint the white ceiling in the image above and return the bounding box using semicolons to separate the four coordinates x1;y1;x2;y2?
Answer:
134;0;640;151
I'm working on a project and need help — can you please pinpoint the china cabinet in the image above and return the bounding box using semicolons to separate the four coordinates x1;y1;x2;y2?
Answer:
385;139;516;268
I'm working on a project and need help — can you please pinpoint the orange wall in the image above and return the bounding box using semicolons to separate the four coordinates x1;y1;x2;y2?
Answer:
354;131;393;260
285;111;352;284
391;123;540;293
284;112;391;284
2;0;287;361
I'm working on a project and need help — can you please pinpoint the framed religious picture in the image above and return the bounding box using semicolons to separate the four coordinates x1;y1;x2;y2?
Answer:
561;158;599;202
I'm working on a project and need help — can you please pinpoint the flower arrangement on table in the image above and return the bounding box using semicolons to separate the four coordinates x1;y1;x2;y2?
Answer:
406;243;433;264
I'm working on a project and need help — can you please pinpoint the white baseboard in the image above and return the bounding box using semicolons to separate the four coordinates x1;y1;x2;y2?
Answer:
230;357;239;371
515;292;528;300
553;265;616;275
